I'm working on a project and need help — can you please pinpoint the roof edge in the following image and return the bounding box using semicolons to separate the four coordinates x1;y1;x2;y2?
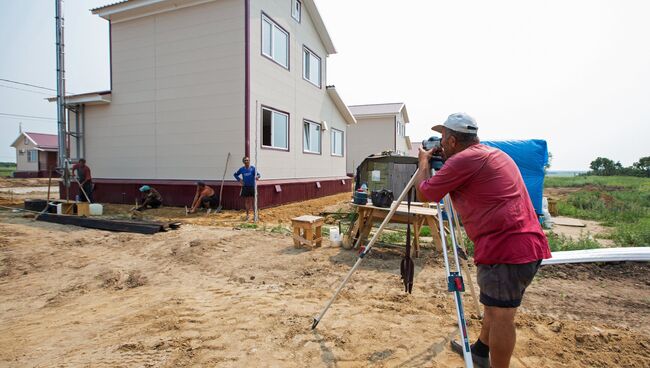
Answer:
326;86;356;125
302;0;336;55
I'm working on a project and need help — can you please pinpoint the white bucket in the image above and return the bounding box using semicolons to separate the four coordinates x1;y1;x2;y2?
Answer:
329;227;340;242
56;203;62;215
89;203;103;216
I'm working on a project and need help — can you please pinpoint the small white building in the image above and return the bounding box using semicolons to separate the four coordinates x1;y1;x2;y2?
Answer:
52;0;356;208
346;103;411;175
10;132;59;178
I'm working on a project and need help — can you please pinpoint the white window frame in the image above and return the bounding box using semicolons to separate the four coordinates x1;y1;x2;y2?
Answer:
261;14;289;69
331;128;344;157
27;150;38;162
262;106;289;151
303;120;322;154
302;47;322;88
292;0;301;22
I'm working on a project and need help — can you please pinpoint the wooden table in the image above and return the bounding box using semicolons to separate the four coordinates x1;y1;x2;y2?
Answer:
347;202;443;256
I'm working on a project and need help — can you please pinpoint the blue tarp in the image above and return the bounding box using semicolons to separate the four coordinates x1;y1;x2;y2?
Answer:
482;140;548;215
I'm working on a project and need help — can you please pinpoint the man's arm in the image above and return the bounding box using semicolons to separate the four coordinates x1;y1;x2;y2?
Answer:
414;147;434;202
233;168;242;183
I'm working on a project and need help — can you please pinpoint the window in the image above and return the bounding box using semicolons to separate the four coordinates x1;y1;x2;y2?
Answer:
292;0;301;22
262;107;289;150
331;129;344;156
262;14;289;69
27;150;38;162
303;47;321;87
303;120;321;154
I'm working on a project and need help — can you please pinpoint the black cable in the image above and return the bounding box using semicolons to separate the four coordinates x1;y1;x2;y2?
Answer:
0;84;53;96
0;112;56;121
0;78;56;91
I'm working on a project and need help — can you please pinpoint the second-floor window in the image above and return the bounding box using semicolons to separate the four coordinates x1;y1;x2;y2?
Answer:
292;0;301;22
262;106;289;150
262;15;289;69
303;47;321;87
303;120;321;154
331;129;344;156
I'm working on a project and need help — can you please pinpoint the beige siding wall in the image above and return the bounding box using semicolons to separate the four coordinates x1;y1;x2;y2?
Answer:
85;0;245;180
249;0;348;180
14;137;39;172
346;116;396;174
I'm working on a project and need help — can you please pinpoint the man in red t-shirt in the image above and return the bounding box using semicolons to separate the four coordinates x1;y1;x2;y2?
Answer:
415;113;551;368
71;159;93;203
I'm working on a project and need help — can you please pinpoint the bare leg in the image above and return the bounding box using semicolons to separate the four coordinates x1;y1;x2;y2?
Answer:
484;305;517;368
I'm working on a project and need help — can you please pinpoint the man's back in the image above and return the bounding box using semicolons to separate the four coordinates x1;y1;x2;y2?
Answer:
419;144;550;264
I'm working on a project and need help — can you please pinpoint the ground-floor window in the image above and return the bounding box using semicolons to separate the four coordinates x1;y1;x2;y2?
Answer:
303;120;321;154
27;150;38;162
262;106;289;150
331;128;344;156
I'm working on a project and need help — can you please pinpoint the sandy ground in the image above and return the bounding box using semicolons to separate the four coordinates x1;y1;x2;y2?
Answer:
0;178;649;367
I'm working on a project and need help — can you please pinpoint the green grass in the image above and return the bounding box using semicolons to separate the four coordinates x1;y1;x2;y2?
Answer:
545;231;601;252
545;176;650;247
0;164;16;177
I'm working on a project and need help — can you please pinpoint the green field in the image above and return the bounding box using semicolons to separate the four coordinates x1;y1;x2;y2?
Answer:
0;164;16;177
545;175;650;247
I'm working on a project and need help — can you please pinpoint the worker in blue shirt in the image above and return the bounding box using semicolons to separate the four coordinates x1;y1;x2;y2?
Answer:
233;156;260;221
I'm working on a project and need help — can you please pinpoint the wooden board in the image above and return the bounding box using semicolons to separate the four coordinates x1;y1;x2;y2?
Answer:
553;217;586;227
36;213;171;234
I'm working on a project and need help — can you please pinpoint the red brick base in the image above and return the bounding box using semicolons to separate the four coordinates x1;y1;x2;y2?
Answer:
58;177;351;210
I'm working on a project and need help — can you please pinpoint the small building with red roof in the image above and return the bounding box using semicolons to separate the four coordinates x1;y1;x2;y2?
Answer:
10;132;59;178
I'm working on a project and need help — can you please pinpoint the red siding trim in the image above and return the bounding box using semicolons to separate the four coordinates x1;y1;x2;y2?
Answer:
58;177;350;210
244;0;250;158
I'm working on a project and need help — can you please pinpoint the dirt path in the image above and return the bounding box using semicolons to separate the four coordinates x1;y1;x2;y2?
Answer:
0;213;648;367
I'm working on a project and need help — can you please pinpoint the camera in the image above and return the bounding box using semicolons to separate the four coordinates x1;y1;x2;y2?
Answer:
422;136;441;151
421;136;445;171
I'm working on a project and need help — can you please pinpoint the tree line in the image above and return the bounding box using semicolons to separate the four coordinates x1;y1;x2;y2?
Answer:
589;156;650;177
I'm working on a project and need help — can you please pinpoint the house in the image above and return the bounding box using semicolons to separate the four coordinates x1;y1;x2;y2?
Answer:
346;103;411;175
51;0;356;208
10;132;59;178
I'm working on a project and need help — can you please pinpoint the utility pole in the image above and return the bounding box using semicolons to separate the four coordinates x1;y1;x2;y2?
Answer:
55;0;69;187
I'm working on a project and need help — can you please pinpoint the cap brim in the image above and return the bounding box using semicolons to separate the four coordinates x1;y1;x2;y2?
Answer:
431;124;444;133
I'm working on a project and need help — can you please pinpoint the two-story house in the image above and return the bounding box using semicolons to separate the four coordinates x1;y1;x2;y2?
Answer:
54;0;356;208
10;132;59;178
346;103;411;175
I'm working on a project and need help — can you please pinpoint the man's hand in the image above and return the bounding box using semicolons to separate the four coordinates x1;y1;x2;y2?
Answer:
418;146;434;164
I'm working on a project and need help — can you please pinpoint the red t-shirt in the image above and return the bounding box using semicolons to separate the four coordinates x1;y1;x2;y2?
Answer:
418;144;551;265
72;164;92;183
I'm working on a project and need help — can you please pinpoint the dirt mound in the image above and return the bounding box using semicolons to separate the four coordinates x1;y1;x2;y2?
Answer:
540;261;650;285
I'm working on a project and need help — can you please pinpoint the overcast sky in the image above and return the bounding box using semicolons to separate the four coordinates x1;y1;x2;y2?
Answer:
1;0;648;170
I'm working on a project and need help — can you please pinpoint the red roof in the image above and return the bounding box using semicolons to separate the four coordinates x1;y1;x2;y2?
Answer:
25;132;58;150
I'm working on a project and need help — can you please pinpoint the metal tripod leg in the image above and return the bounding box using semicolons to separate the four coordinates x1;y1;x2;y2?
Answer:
437;195;474;368
311;169;420;330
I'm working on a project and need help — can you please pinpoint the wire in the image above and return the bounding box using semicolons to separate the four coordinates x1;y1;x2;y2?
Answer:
0;84;53;96
0;112;56;121
0;78;56;92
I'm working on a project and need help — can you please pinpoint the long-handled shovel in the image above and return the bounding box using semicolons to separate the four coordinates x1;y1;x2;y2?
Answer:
73;177;92;203
400;187;415;293
216;152;231;213
312;169;420;329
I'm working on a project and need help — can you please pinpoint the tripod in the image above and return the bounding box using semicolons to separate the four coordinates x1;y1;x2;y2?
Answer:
311;168;475;368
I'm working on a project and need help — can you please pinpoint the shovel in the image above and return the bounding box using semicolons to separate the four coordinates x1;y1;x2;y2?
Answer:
216;152;231;213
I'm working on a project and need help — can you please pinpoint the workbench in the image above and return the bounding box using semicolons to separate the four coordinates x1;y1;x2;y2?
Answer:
347;202;443;256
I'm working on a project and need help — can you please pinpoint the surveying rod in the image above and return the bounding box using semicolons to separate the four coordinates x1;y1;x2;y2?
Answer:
437;195;473;368
311;168;420;329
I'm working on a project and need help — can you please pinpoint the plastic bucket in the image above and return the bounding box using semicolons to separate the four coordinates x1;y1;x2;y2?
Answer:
56;203;62;215
329;227;340;241
89;203;103;216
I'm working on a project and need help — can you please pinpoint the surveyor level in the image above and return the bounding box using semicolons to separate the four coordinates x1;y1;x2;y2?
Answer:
310;168;475;368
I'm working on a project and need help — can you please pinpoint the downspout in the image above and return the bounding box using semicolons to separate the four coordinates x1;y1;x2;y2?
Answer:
394;116;397;152
81;104;86;158
244;0;250;158
75;106;80;159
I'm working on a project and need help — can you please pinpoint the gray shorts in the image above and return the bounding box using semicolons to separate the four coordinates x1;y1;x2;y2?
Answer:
477;260;542;308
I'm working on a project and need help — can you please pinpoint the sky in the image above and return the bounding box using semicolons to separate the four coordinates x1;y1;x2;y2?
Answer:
1;0;649;170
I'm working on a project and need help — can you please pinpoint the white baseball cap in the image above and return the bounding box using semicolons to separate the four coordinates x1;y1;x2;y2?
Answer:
432;112;479;134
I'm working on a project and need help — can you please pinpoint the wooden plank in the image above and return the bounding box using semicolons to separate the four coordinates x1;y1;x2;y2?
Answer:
37;213;163;234
553;217;586;227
